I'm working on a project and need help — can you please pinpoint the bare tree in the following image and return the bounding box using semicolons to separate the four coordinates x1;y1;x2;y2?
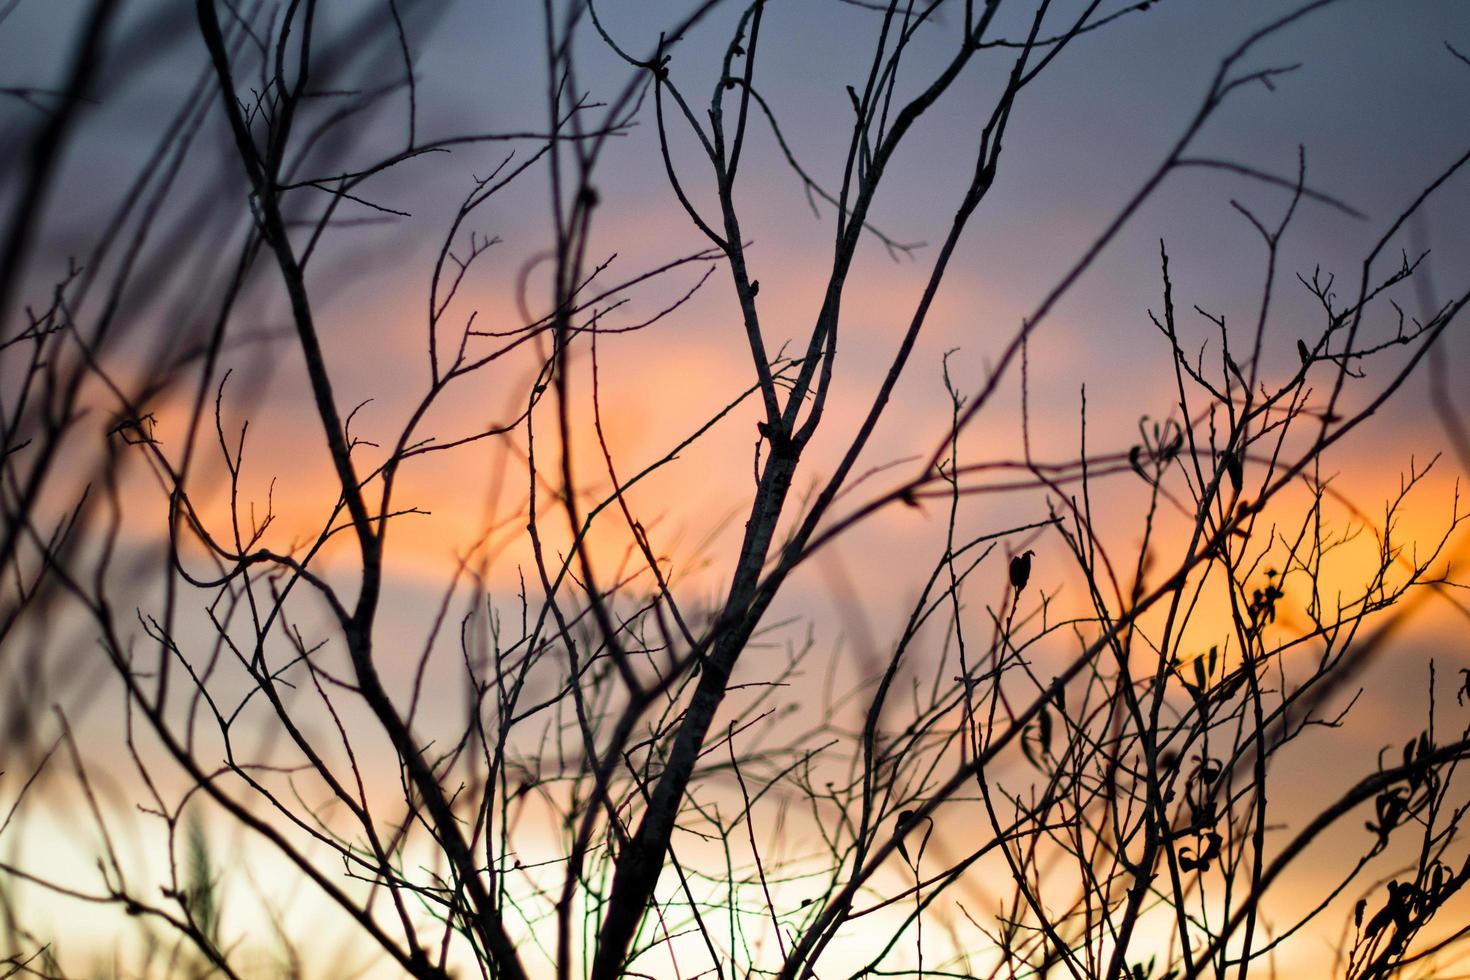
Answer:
3;1;1470;978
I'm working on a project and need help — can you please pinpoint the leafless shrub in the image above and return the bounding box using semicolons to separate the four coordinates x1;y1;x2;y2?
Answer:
3;1;1470;978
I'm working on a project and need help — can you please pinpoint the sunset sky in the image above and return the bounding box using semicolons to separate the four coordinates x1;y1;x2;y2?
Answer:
4;0;1470;975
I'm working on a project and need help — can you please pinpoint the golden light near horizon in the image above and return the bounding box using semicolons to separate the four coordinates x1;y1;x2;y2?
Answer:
2;1;1470;979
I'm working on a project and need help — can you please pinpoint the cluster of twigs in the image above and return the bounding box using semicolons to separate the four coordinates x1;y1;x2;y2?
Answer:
2;1;1470;978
